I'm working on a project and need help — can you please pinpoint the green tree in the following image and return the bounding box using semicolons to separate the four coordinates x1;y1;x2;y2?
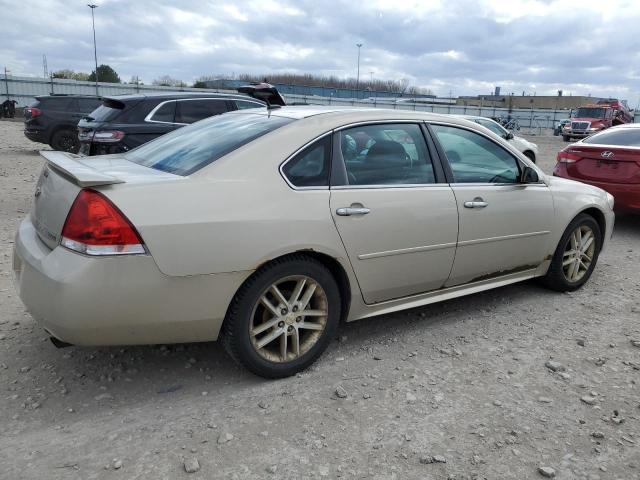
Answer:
88;64;121;83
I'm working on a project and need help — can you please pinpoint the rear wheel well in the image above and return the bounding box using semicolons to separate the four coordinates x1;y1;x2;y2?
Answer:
225;251;352;327
579;207;606;245
300;251;351;323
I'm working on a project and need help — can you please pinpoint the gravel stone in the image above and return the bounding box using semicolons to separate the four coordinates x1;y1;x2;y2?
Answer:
538;466;556;477
184;457;200;473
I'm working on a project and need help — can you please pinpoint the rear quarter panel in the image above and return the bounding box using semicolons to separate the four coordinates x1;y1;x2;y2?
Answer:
99;116;353;279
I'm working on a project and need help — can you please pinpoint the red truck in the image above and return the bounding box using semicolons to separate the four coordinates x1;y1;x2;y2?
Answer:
562;99;633;141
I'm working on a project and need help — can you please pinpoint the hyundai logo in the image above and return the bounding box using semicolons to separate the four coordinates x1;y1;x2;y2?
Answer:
600;151;614;158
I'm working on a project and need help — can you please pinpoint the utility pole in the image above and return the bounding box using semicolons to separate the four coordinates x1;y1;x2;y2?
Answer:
355;43;363;97
88;4;99;96
4;67;9;101
42;54;48;78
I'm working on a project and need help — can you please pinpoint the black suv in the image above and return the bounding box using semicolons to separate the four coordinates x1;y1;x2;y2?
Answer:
78;85;285;156
24;95;102;152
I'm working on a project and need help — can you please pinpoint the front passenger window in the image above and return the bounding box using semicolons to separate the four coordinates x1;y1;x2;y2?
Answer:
431;125;520;184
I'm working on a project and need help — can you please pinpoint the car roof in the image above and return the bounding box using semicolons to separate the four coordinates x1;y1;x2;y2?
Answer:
455;114;495;122
36;94;100;100
104;92;264;103
227;106;483;128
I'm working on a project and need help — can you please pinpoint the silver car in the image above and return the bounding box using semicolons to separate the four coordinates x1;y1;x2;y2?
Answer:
13;107;614;378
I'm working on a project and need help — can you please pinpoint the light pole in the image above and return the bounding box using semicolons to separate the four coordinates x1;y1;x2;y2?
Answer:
355;43;363;98
88;4;99;96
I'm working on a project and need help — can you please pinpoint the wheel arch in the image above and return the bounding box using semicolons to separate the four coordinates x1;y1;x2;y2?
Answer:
578;206;607;245
48;124;79;145
223;250;353;328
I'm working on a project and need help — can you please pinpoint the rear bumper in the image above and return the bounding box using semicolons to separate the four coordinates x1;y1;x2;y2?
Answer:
24;128;47;144
12;217;251;346
553;165;640;211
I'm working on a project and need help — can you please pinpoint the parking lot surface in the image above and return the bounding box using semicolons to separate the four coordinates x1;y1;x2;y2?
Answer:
0;120;639;479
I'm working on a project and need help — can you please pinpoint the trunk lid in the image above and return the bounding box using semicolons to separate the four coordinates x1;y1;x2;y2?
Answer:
565;145;640;184
32;150;179;250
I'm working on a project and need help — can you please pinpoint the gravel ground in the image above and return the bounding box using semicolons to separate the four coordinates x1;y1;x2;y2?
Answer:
0;120;639;480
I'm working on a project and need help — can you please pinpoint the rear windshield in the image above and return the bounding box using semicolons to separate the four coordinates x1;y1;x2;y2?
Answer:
124;113;293;175
87;99;126;122
583;128;640;147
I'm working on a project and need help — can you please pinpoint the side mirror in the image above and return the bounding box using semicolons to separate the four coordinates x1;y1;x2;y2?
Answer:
505;132;514;140
521;166;539;183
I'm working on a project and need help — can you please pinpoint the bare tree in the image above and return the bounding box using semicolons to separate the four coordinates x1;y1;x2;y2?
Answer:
152;75;186;87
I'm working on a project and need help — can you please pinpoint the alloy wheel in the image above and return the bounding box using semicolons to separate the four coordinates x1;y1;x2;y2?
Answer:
249;275;328;363
562;225;596;282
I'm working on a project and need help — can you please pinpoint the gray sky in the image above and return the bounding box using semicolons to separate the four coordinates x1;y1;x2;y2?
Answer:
1;0;639;100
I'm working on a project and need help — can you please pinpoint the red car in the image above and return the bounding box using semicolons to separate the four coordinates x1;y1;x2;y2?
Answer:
554;124;640;212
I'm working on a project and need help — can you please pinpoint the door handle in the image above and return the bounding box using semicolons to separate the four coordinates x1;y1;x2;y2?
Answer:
463;197;488;209
336;207;371;216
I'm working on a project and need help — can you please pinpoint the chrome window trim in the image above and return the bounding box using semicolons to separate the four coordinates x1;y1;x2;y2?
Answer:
144;97;257;125
144;99;178;125
279;131;333;191
332;183;450;190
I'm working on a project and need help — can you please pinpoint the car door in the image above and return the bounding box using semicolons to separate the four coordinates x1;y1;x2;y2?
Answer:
329;122;458;304
429;123;554;287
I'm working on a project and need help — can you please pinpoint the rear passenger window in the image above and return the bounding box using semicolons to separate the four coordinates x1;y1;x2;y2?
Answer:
235;100;263;110
338;123;435;185
150;101;176;123
77;98;102;112
175;99;228;124
431;124;520;184
43;97;74;110
282;136;331;187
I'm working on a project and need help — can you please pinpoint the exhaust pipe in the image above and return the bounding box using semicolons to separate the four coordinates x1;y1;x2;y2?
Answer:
50;336;73;348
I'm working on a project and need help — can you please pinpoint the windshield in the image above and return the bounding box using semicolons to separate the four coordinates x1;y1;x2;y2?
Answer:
125;113;293;175
574;108;605;119
476;119;507;137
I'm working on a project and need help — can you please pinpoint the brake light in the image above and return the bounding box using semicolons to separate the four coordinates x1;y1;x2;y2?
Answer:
26;107;42;117
61;190;145;255
92;130;125;143
557;150;582;163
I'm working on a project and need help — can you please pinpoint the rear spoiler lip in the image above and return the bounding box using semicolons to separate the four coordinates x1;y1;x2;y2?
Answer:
39;150;125;187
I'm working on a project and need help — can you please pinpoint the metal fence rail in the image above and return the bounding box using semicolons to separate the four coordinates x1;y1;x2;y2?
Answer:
3;74;638;130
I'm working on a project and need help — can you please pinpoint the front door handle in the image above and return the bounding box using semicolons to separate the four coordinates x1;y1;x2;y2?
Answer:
336;207;371;216
463;197;488;209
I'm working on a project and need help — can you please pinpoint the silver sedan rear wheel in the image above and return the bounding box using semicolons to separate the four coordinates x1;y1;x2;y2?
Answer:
562;225;596;282
249;275;329;363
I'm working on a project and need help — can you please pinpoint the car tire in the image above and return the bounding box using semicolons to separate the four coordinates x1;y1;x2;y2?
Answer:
50;129;80;153
539;213;602;292
523;151;536;163
562;135;570;142
221;254;341;378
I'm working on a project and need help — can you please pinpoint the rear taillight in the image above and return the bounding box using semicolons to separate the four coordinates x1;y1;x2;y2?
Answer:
557;150;582;163
61;190;145;256
26;107;42;117
92;130;125;143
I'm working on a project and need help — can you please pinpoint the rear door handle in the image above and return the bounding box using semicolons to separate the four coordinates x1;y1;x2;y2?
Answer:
336;207;371;216
463;197;488;209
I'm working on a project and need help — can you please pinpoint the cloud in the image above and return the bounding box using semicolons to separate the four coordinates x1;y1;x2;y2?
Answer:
1;0;638;99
